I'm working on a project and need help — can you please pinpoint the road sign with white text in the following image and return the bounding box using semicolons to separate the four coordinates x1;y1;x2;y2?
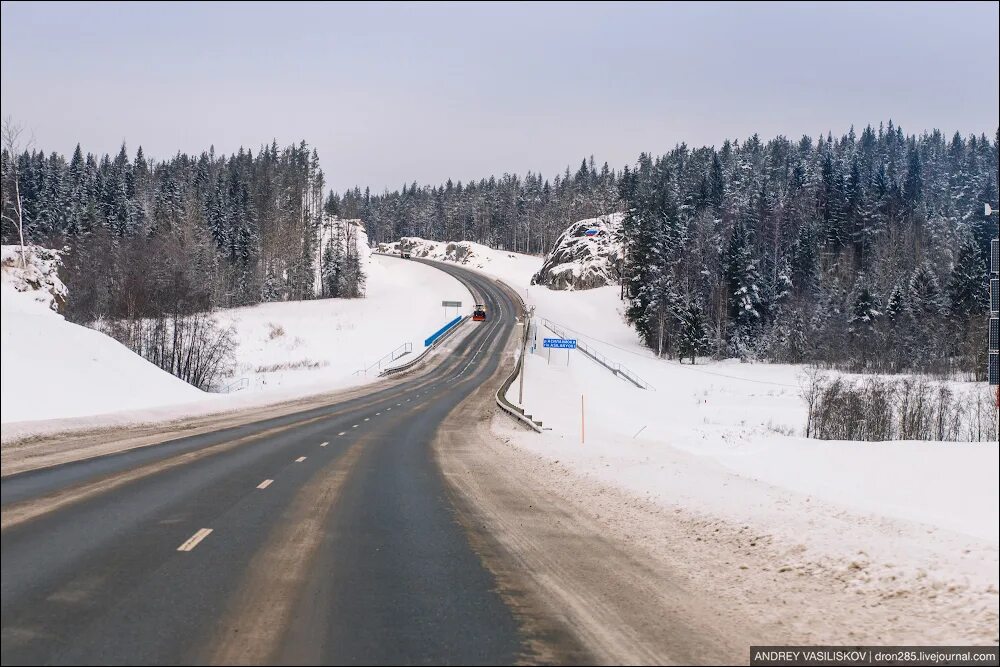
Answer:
543;338;577;349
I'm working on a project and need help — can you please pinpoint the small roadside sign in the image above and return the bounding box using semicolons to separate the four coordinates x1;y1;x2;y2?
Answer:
543;338;576;349
442;300;462;308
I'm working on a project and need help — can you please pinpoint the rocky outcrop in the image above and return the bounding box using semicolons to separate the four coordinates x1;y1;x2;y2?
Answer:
531;213;623;290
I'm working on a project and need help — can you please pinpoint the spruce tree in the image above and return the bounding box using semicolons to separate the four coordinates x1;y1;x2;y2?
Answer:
947;231;987;322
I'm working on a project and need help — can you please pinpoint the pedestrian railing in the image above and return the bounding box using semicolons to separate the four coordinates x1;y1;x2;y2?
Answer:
220;376;249;393
541;317;654;390
353;342;413;376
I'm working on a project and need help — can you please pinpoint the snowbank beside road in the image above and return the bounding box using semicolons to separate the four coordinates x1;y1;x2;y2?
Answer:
506;283;999;543
490;274;998;643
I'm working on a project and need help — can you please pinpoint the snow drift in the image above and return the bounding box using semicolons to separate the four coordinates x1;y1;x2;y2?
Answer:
531;212;624;290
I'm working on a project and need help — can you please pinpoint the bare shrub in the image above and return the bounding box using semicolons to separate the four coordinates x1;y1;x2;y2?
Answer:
804;370;997;442
255;359;328;373
267;323;285;340
98;312;236;391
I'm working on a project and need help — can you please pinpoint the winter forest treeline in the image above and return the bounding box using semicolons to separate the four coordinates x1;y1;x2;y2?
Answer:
0;139;365;325
342;123;998;378
3;122;998;381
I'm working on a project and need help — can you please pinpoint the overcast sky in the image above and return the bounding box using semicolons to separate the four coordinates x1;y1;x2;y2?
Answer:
2;1;997;192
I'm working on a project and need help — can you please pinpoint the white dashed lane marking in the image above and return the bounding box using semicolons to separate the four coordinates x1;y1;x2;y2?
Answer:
257;479;273;489
320;441;328;447
338;431;346;436
295;456;307;463
177;528;213;552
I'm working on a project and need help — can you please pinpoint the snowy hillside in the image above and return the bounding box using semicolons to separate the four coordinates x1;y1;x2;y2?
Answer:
1;246;205;424
531;212;624;290
376;237;539;287
215;251;471;393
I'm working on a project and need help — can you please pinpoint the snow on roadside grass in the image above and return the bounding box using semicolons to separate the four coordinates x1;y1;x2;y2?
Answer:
503;284;999;544
214;253;471;392
488;269;997;630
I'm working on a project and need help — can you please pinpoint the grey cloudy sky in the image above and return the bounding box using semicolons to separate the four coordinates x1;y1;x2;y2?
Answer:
2;1;998;192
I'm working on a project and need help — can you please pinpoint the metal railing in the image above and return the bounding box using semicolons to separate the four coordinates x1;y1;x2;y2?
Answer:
220;377;249;393
353;342;413;376
495;284;543;431
541;317;654;390
380;316;470;377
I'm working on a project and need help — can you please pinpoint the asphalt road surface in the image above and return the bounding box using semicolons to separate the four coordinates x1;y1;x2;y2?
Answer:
1;258;542;665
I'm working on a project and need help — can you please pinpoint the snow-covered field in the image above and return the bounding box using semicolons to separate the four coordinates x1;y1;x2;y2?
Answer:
508;284;999;544
215;251;471;394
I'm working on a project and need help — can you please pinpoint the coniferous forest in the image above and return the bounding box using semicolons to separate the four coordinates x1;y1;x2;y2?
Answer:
3;122;998;378
343;123;999;378
0;139;364;324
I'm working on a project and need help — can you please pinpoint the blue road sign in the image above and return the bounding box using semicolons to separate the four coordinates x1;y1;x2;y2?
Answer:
543;338;577;349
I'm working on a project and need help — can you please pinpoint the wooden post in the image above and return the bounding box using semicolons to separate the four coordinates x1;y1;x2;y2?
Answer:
518;328;526;404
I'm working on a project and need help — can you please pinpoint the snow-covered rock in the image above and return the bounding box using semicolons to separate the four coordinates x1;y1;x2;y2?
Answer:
1;245;67;312
376;237;540;286
531;213;624;290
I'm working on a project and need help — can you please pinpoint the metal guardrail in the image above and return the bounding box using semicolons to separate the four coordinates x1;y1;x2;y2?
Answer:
541;317;654;390
495;281;543;431
353;342;413;377
424;316;463;347
379;317;469;377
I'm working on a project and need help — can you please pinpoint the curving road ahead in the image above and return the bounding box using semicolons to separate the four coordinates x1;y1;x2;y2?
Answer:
1;259;541;665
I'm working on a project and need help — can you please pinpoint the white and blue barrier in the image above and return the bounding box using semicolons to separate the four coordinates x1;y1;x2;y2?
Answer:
424;316;463;347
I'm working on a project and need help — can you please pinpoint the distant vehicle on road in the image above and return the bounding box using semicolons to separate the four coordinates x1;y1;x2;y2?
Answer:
472;304;487;321
400;250;411;259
